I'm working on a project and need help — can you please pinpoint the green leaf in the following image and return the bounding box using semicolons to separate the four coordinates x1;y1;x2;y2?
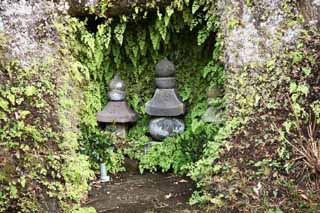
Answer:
192;0;200;14
25;86;37;96
297;84;309;96
20;176;26;188
114;23;126;46
9;185;18;199
165;6;174;27
302;67;311;76
0;98;9;111
289;82;297;93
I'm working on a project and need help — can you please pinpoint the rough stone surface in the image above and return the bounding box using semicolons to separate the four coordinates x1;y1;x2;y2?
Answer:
145;89;185;116
0;1;86;212
155;58;176;77
97;101;137;123
109;73;125;91
108;90;126;101
66;0;171;17
297;0;320;26
155;77;176;89
149;118;185;141
218;0;302;70
0;0;68;66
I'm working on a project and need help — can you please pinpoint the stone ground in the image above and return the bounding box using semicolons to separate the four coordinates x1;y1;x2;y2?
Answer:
85;172;201;213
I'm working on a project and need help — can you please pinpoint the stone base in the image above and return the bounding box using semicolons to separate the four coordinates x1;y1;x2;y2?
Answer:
114;123;128;138
149;117;185;141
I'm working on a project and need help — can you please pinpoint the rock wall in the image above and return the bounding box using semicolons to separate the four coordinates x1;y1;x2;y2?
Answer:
0;0;69;65
0;0;93;212
1;0;319;211
197;0;320;210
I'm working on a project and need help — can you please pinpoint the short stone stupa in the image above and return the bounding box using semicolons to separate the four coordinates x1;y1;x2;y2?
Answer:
97;74;137;137
145;59;185;141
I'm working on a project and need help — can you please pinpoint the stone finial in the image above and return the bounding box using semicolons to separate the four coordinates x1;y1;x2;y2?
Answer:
108;73;126;101
97;74;137;123
109;73;125;91
155;58;175;77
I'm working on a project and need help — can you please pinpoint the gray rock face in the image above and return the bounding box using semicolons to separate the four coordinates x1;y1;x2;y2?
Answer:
145;89;185;116
297;0;320;26
149;118;185;140
218;0;302;70
0;0;68;66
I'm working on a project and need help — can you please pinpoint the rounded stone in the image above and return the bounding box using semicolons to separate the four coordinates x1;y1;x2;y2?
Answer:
149;118;185;140
109;74;125;91
155;77;176;89
155;58;175;77
108;90;126;101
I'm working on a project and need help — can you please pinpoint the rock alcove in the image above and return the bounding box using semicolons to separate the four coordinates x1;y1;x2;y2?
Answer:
1;0;320;212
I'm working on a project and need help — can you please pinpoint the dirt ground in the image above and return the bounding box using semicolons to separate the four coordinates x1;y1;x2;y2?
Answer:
85;172;201;213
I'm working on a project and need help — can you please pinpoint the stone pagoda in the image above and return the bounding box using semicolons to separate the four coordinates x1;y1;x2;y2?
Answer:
97;73;137;137
145;58;185;141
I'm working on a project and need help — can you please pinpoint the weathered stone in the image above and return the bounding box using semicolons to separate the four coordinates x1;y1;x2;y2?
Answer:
109;74;125;91
113;123;128;138
107;74;126;101
155;58;175;77
66;0;171;17
201;107;223;123
146;59;185;141
297;0;320;26
0;0;68;66
145;89;185;116
97;101;137;123
108;90;126;101
155;77;176;89
149;118;185;140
